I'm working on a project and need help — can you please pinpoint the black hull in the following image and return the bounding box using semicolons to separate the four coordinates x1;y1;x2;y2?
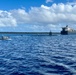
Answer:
61;31;68;35
49;32;52;35
61;31;76;35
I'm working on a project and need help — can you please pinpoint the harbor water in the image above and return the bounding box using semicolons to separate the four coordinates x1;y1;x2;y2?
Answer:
0;34;76;75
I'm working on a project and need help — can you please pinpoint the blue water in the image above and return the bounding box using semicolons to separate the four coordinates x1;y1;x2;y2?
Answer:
0;34;76;75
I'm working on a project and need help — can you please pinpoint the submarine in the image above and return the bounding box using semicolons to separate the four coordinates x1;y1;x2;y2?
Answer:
61;25;76;35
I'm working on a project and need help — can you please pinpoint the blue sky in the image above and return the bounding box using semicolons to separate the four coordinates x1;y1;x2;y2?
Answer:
0;0;43;10
0;0;73;10
0;0;76;32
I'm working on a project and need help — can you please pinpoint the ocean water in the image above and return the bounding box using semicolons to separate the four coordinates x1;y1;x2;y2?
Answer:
0;34;76;75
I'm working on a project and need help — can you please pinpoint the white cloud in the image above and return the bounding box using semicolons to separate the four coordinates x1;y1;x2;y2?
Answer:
10;3;76;26
0;10;17;27
10;9;30;24
46;0;53;3
1;3;76;31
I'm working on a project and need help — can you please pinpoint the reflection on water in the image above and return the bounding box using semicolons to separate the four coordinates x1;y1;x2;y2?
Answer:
0;35;76;75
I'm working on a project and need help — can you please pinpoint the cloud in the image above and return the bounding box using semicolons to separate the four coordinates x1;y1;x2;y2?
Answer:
67;2;76;5
10;3;76;26
46;0;53;3
10;9;30;24
1;2;76;31
0;10;17;27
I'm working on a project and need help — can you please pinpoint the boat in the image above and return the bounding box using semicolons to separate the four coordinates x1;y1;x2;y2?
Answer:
0;36;11;40
61;25;76;35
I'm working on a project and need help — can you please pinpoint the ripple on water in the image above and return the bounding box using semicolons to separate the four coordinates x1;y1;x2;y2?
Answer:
0;35;76;75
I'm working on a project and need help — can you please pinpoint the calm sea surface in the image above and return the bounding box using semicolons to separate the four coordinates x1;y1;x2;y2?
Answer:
0;34;76;75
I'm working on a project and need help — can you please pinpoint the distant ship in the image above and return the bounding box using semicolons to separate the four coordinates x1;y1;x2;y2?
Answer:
61;25;76;35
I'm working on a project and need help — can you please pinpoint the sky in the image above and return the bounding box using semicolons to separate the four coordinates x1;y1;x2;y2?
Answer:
0;0;76;32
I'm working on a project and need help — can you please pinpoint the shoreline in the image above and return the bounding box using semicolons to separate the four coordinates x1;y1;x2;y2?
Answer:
0;32;60;35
